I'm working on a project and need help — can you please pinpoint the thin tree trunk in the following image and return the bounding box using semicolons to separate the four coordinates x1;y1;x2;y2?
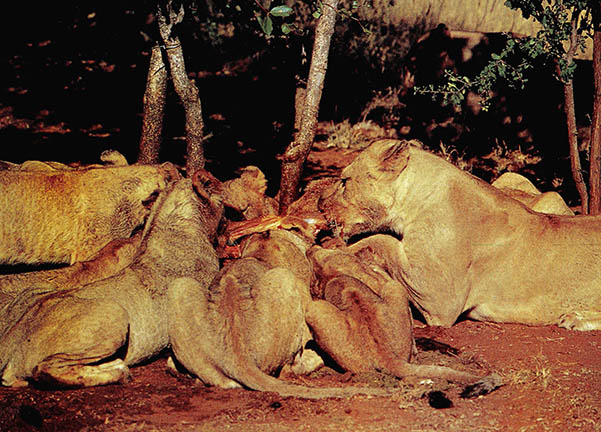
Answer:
589;8;601;214
561;12;589;214
278;0;339;213
294;86;306;132
157;2;206;175
138;44;167;164
563;79;589;214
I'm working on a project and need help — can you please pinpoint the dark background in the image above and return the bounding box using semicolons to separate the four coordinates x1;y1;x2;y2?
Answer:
0;3;593;204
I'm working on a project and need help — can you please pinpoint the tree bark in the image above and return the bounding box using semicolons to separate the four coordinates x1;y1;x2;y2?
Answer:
560;13;589;214
294;86;306;132
563;79;588;214
589;6;601;215
157;2;206;175
278;0;339;213
138;44;167;164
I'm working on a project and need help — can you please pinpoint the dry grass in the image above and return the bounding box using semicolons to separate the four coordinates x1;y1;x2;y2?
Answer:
435;139;542;180
502;352;552;389
437;142;473;172
315;120;397;150
480;141;542;174
360;87;404;123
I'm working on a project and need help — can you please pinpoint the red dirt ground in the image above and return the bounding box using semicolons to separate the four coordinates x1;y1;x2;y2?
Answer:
1;321;600;431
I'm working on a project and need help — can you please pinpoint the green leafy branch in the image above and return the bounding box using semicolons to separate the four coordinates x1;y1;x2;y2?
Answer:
254;2;295;36
414;36;536;111
415;1;592;110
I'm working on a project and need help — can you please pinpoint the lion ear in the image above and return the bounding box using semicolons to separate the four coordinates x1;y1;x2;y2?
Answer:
192;169;224;202
379;139;410;174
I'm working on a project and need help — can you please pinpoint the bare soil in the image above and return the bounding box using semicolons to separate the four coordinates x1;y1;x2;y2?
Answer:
1;321;600;431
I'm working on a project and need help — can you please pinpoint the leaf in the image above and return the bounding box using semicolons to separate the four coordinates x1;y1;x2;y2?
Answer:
270;5;293;17
258;15;273;35
281;23;291;34
313;10;321;19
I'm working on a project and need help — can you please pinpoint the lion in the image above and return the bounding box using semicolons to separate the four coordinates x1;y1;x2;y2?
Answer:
308;237;501;397
168;230;317;394
221;166;278;220
169;177;498;399
491;172;574;216
318;138;601;331
0;175;223;387
0;154;177;266
167;228;401;399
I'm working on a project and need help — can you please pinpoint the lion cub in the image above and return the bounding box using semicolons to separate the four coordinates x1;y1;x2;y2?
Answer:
308;235;501;397
167;229;330;396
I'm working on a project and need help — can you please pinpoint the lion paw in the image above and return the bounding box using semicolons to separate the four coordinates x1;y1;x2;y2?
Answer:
558;312;601;331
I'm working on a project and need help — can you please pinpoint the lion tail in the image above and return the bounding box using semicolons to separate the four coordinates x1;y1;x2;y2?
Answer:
221;360;393;400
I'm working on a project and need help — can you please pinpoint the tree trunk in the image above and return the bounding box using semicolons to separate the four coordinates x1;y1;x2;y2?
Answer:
138;44;167;164
559;13;589;214
563;78;589;214
294;86;306;132
278;0;339;213
589;8;601;214
157;2;206;175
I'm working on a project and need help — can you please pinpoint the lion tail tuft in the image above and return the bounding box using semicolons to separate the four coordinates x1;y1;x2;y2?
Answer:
460;373;503;398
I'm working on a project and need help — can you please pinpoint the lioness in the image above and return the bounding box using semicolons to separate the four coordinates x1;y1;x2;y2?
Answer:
0;175;223;387
0;158;177;265
318;139;601;330
491;172;574;216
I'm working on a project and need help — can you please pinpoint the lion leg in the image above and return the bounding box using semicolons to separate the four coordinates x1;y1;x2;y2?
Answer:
306;297;373;372
306;275;415;372
167;277;242;389
1;294;130;387
558;311;601;331
32;357;129;388
0;232;142;298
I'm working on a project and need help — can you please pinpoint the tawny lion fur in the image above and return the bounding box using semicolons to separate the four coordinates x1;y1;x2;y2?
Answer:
168;229;325;398
0;176;223;387
168;178;499;398
318;139;601;331
168;229;403;399
491;172;574;216
308;237;501;397
0;156;176;265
